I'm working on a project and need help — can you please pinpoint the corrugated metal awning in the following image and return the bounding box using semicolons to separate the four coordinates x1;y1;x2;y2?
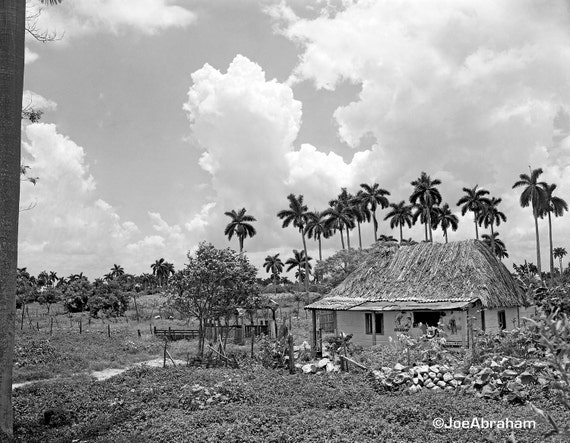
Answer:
348;300;476;311
304;297;367;311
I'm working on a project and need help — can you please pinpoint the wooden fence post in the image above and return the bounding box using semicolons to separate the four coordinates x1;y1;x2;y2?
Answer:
107;324;111;338
79;318;82;334
50;317;53;336
163;340;167;368
288;334;295;374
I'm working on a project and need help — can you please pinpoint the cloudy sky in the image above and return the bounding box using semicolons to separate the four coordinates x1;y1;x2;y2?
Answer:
20;0;570;279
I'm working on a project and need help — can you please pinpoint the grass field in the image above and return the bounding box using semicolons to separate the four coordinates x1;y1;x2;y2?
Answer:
12;364;567;443
13;292;315;383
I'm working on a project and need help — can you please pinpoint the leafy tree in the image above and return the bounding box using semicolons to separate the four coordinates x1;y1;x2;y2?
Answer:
410;172;442;242
456;185;490;240
16;268;36;310
477;197;506;255
359;183;390;241
88;280;129;318
277;194;311;293
37;287;62;314
482;232;508;260
378;234;398;243
314;248;369;289
553;247;567;275
384;200;413;243
263;253;284;298
224;208;256;253
541;183;568;277
513;168;547;275
63;279;93;313
168;243;259;356
432;202;459;243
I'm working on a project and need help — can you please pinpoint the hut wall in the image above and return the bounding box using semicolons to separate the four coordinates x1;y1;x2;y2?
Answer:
336;311;398;346
474;307;520;333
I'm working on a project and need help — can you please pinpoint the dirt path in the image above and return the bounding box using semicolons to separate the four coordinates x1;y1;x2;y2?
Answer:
12;357;186;389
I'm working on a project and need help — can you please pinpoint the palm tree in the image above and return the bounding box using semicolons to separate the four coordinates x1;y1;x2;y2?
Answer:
110;264;125;279
409;172;442;242
411;203;439;242
323;196;355;250
2;1;62;436
541;183;568;277
477;197;507;255
482;232;508;260
151;258;173;287
432;203;459;243
305;210;332;261
277;194;311;293
48;271;58;287
512;168;547;276
359;183;390;241
456;185;490;240
285;249;313;289
264;254;284;297
224;208;256;253
553;247;567;275
350;191;371;250
384;201;413;243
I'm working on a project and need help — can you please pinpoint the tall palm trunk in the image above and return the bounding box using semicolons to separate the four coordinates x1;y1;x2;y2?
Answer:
300;229;309;293
559;257;564;275
399;224;403;243
427;212;433;242
372;209;378;241
317;236;322;262
338;227;345;250
444;228;448;244
490;224;496;258
357;222;362;250
533;210;542;277
473;212;479;240
0;2;25;439
346;226;351;249
423;221;428;241
547;211;554;278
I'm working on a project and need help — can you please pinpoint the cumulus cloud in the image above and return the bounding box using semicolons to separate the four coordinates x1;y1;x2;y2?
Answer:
25;47;39;64
29;0;195;38
22;90;57;113
264;0;570;267
19;124;194;278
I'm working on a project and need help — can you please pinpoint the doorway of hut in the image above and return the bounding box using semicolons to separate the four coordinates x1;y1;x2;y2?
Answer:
413;311;441;328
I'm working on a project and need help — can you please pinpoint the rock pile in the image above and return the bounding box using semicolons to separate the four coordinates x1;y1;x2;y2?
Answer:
371;356;552;402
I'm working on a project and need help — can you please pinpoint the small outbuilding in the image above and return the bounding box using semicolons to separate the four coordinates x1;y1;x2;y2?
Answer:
305;240;529;348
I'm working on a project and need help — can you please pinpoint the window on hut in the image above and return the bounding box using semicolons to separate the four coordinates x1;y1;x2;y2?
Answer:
318;311;335;333
498;310;506;330
365;313;384;335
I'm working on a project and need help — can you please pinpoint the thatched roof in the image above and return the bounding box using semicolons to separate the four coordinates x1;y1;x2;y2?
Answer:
307;240;526;310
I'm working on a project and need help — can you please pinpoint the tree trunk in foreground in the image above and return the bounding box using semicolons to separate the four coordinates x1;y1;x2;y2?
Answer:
0;1;25;439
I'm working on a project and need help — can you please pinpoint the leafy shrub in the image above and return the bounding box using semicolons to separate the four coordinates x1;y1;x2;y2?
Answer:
87;281;130;317
63;279;93;313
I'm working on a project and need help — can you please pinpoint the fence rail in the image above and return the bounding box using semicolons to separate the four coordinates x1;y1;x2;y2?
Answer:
153;324;269;342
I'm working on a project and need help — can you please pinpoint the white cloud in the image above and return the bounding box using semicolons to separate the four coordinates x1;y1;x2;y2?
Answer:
22;90;57;113
30;0;195;38
265;0;570;268
185;202;216;233
25;47;39;64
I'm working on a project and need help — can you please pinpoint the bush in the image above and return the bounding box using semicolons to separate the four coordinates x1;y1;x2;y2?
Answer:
63;279;93;313
87;281;130;318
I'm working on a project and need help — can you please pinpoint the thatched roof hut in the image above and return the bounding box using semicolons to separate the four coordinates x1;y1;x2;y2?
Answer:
306;240;526;310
